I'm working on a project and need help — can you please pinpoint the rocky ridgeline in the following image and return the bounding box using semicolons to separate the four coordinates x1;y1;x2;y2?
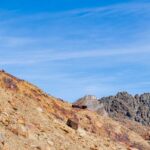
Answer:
100;92;150;125
75;92;150;126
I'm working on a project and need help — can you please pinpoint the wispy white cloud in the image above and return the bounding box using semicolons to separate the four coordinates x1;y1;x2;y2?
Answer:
1;1;150;101
0;36;40;47
1;44;150;65
65;2;150;17
1;2;150;24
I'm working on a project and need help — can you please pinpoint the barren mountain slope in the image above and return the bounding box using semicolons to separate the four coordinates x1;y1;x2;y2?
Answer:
0;70;150;150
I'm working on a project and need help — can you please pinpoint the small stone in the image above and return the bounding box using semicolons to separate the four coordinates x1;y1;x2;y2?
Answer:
17;118;25;125
47;140;54;146
31;145;41;150
66;119;78;130
0;133;5;142
78;128;86;137
37;107;43;113
19;125;28;137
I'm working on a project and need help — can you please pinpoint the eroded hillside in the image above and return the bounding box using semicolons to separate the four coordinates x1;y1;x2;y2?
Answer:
0;70;150;150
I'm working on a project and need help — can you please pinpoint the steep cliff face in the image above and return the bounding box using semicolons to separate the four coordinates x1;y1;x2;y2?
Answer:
0;70;150;150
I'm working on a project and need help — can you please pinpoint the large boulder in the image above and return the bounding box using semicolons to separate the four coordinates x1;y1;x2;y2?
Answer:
66;119;78;130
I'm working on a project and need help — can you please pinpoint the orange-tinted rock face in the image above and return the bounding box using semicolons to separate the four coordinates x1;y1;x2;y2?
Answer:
0;70;149;150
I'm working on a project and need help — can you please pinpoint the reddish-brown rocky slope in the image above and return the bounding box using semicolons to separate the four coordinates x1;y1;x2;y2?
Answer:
0;70;149;150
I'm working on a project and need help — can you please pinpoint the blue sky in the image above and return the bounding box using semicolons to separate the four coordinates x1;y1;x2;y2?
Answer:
0;0;150;102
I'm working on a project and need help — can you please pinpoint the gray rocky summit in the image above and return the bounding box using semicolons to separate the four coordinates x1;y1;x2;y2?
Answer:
75;92;150;126
74;95;108;116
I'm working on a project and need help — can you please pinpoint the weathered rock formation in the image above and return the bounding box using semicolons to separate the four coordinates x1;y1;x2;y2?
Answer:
75;95;108;116
75;92;150;126
100;92;150;126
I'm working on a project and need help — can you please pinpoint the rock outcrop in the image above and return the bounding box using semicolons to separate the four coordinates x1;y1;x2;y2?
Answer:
74;95;108;116
75;92;150;126
99;92;150;126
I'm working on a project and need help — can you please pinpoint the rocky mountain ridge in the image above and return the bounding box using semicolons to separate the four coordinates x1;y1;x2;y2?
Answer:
75;92;150;126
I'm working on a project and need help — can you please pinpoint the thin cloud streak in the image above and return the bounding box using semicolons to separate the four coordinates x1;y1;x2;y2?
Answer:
18;46;150;61
1;2;150;24
0;36;40;47
67;2;150;17
1;45;150;65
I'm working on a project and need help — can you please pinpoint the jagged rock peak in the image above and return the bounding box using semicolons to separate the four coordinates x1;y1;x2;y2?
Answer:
99;92;150;125
83;95;97;100
74;95;107;114
75;95;98;105
116;91;132;97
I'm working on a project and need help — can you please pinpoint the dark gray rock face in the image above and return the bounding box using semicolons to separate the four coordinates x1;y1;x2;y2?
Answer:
99;92;150;125
75;92;150;126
